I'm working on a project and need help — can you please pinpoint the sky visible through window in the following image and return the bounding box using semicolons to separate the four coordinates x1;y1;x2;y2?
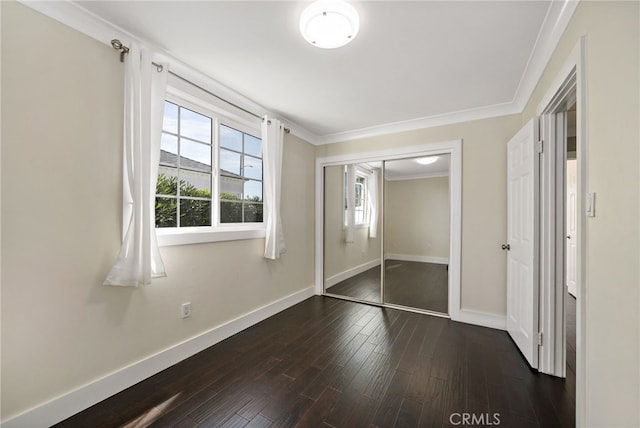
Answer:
161;102;212;166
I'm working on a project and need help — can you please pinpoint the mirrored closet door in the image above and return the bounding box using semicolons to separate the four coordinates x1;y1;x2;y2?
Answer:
321;148;456;317
323;162;383;304
383;155;450;314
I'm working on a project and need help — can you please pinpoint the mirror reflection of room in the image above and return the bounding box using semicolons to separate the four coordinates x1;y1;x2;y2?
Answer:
384;155;450;313
323;162;382;303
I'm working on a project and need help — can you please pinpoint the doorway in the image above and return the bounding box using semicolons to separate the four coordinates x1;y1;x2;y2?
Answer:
535;41;586;425
505;39;586;422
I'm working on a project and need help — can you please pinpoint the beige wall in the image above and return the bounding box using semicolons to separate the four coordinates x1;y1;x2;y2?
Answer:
385;176;450;259
317;115;522;315
522;2;639;426
323;164;382;280
0;2;314;420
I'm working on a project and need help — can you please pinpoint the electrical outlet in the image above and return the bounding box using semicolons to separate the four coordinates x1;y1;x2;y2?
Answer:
181;302;192;319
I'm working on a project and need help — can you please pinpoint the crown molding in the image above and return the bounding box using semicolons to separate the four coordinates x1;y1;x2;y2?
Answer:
317;101;519;145
317;0;579;145
18;0;578;147
511;0;580;111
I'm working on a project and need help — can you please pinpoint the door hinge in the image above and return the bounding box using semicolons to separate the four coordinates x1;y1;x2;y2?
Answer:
537;332;543;346
537;140;544;154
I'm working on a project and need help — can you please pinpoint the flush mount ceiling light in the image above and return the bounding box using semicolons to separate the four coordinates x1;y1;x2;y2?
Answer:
415;156;439;165
299;0;360;49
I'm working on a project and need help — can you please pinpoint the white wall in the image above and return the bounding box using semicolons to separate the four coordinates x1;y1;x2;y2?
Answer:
521;2;639;426
384;176;450;260
0;2;315;421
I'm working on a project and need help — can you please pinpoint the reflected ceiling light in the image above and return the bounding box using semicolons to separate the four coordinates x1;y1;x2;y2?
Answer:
299;0;360;49
415;156;439;165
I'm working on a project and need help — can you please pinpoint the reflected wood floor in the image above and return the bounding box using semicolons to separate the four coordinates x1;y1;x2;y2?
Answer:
326;266;382;303
327;261;448;313
55;297;575;428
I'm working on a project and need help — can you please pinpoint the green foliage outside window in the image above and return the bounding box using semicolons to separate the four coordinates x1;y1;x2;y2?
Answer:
156;174;263;227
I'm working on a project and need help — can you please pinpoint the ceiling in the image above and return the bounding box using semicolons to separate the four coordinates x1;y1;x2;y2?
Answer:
384;155;450;180
73;1;573;143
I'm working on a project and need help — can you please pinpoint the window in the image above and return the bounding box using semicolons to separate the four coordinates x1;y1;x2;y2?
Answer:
156;98;263;235
219;125;263;223
344;167;369;226
354;175;367;224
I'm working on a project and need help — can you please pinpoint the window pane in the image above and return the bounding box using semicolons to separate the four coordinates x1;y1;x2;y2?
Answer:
180;107;211;143
244;134;262;158
160;133;178;166
220;175;243;201
220;124;242;151
244;180;263;202
220;148;241;176
220;201;242;223
155;197;177;228
163;101;178;134
243;155;262;180
157;169;178;196
181;140;211;172
179;199;211;227
244;203;263;223
355;182;364;207
180;172;211;196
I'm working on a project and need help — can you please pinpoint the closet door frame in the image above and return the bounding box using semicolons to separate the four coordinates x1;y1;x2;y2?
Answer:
315;140;462;319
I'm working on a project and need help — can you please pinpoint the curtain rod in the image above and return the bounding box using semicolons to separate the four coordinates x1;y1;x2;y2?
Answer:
111;39;290;134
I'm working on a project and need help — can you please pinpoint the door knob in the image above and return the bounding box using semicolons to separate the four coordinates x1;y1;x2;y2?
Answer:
501;244;510;251
566;235;571;240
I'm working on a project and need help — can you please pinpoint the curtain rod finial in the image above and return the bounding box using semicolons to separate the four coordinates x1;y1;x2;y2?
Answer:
111;39;129;63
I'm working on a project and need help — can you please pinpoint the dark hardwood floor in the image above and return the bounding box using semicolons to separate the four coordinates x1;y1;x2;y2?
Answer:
55;297;575;428
327;261;448;313
384;261;448;313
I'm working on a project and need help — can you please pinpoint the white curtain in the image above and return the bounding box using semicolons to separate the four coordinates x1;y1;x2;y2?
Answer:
345;164;356;243
104;44;168;287
367;169;379;238
263;116;287;259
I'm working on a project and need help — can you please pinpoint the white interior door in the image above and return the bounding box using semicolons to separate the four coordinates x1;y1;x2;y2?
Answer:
566;159;577;297
506;118;540;369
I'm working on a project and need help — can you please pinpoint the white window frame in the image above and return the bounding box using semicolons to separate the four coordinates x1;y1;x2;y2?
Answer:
344;166;370;229
156;90;265;247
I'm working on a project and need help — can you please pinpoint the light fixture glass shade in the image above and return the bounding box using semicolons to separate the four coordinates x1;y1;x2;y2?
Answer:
300;0;360;49
415;156;439;165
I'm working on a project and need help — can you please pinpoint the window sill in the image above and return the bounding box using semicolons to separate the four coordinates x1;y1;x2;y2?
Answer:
156;225;266;247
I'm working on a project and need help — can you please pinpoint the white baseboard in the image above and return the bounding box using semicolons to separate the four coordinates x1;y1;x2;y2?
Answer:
452;309;507;331
325;259;381;288
385;253;449;265
2;286;315;428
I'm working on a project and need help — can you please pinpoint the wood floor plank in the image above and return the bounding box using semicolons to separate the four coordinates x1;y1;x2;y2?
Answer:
245;415;273;428
296;386;342;428
394;398;422;428
371;369;412;427
418;376;447;428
